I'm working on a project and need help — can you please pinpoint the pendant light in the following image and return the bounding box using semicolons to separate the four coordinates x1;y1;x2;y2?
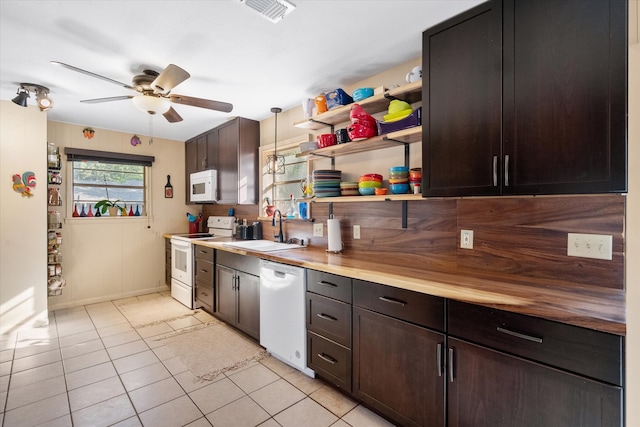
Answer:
266;107;285;175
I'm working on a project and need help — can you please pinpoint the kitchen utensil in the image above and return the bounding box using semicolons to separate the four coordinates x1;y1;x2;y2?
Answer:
389;183;409;194
406;65;422;83
314;94;328;114
317;133;337;148
353;87;374;102
325;88;353;110
374;187;387;195
335;128;351;144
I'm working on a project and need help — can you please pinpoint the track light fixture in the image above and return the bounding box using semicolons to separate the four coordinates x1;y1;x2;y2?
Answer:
12;83;53;111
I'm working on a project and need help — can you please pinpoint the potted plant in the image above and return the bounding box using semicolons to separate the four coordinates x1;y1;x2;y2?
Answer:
94;176;126;216
94;199;125;216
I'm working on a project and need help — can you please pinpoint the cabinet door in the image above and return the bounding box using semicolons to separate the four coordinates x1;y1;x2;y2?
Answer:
422;0;502;197
448;338;622;427
196;134;208;172
217;119;239;204
185;139;198;204
503;0;627;194
215;264;237;325
353;307;445;427
236;271;260;340
206;130;219;172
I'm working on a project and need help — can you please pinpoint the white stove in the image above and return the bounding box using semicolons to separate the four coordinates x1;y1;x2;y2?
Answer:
170;216;235;308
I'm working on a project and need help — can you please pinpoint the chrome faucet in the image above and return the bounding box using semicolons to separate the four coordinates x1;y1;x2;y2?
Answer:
272;209;284;242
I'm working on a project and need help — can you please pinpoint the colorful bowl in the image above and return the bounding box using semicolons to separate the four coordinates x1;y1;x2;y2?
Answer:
358;187;375;196
374;187;388;195
389;183;409;194
358;180;383;188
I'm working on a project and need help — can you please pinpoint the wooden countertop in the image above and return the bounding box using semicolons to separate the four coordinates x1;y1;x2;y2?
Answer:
190;239;625;336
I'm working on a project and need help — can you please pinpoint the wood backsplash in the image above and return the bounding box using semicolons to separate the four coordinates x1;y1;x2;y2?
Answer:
204;194;625;290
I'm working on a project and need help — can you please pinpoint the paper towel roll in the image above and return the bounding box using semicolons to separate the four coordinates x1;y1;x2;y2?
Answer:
327;218;343;252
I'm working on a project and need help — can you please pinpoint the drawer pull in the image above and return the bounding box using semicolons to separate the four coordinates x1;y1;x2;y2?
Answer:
318;281;338;288
497;327;543;343
317;353;337;364
378;296;406;306
317;313;338;322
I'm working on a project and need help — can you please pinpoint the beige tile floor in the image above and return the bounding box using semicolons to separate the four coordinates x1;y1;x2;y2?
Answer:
0;292;396;427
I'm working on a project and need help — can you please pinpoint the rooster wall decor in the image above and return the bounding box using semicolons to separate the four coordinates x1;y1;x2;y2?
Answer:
13;171;36;197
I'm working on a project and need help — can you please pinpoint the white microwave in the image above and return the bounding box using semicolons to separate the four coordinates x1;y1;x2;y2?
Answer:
190;169;217;203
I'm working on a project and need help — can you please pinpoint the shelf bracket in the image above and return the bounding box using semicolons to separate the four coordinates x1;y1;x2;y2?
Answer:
402;200;408;229
309;118;335;134
382;136;411;167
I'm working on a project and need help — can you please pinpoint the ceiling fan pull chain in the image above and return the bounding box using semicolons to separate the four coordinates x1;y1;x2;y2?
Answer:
149;113;154;145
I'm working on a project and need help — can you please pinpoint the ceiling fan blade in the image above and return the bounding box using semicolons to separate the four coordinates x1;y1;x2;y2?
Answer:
169;94;233;113
51;61;135;90
163;107;183;123
151;64;190;94
81;96;134;104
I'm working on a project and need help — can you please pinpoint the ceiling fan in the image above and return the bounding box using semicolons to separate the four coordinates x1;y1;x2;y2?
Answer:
51;61;233;123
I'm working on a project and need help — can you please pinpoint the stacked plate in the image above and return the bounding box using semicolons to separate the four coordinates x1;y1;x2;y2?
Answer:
313;169;342;198
340;182;359;196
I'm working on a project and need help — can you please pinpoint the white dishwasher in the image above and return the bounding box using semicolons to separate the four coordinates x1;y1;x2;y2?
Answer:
260;260;315;377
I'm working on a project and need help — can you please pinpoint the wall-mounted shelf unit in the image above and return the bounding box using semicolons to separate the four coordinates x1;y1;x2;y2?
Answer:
293;80;423;131
296;126;422;160
310;194;422;203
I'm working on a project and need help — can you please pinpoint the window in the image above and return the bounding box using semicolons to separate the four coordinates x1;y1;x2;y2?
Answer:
261;139;311;216
65;148;154;217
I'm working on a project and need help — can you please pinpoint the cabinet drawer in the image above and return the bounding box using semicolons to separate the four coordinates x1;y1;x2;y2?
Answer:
195;258;214;286
307;331;351;392
217;250;260;276
353;280;445;332
307;293;351;348
448;300;623;386
194;245;214;261
307;270;352;303
195;281;213;314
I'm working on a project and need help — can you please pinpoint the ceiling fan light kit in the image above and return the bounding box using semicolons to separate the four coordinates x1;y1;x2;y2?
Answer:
238;0;296;23
132;95;171;115
12;83;53;111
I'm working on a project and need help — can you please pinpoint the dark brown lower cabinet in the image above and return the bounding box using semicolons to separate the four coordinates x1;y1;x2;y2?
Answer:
215;254;260;340
352;307;446;427
447;338;622;427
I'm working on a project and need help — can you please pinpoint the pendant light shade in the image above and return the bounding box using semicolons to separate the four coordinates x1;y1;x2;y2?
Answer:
266;107;285;175
132;95;171;114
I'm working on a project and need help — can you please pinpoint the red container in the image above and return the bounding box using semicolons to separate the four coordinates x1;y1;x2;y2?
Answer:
317;133;337;148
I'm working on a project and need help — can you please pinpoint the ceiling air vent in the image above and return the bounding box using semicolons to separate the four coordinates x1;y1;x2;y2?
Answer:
238;0;296;23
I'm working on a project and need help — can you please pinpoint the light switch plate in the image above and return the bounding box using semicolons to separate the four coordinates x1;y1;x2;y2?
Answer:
313;223;323;237
567;233;612;260
353;225;361;239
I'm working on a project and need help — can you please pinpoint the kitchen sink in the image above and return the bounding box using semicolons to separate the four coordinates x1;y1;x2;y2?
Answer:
222;240;305;252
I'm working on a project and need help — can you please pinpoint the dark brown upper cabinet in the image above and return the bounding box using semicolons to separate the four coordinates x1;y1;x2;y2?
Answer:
185;117;259;204
422;0;627;197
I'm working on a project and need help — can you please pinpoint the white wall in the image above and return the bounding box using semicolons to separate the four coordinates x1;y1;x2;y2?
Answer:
0;101;48;335
44;121;196;310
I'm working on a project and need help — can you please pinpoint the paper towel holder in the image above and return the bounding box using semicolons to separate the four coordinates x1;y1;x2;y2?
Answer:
326;215;343;254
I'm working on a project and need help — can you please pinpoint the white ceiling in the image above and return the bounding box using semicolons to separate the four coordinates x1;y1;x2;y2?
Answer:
0;0;484;142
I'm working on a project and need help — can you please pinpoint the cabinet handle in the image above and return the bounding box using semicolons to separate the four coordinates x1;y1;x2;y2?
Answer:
492;156;498;187
437;343;443;377
317;281;338;288
317;353;337;364
448;347;455;383
232;276;237;290
497;327;543;343
504;155;510;187
317;313;338;322
378;296;406;306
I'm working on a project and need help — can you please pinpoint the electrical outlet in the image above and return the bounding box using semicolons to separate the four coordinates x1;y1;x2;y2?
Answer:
567;233;612;260
353;225;361;239
460;230;474;249
314;223;323;237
